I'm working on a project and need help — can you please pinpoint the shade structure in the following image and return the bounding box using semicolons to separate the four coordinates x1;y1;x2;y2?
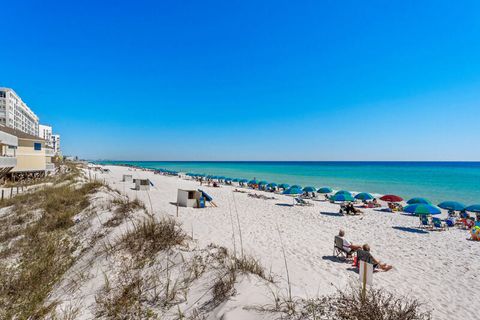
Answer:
217;176;226;180
248;179;259;185
267;183;278;189
335;190;352;196
239;179;249;183
331;193;355;202
380;194;403;202
259;181;269;186
232;178;239;182
224;177;232;182
317;187;333;194
403;204;441;215
282;187;304;195
278;183;290;189
407;197;432;205
291;185;302;189
465;204;480;213
355;192;374;201
303;186;317;192
438;201;466;211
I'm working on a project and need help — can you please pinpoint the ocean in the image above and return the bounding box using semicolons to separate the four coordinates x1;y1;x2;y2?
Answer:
96;161;480;205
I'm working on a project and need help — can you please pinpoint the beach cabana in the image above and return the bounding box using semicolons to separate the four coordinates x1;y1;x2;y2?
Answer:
177;189;204;208
122;174;133;182
134;178;151;191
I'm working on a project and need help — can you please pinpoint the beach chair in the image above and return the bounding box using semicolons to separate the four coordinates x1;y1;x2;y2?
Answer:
333;236;352;260
419;216;432;229
295;197;313;206
432;217;447;231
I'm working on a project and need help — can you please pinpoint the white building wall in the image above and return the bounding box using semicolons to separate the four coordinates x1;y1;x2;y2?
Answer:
39;124;53;147
0;88;39;136
52;134;61;155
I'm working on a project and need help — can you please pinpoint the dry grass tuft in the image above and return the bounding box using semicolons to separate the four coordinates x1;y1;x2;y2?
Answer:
104;197;146;228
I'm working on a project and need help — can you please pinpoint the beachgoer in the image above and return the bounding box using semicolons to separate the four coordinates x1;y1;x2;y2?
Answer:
360;244;393;271
338;229;361;253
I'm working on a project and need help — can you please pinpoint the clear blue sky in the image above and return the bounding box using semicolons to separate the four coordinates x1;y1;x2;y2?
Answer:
1;0;479;161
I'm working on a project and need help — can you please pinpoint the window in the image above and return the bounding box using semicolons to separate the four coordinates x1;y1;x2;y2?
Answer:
34;142;42;151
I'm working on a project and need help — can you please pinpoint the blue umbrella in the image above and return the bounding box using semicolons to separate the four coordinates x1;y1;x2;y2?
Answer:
331;193;355;202
465;204;480;213
403;204;441;215
355;192;374;201
438;201;466;211
407;197;431;205
303;186;317;192
217;176;226;180
278;183;290;189
239;178;249;183
291;185;302;189
335;190;352;196
283;187;304;195
267;183;278;189
232;178;240;182
259;181;269;186
225;177;232;182
248;179;259;185
318;187;333;194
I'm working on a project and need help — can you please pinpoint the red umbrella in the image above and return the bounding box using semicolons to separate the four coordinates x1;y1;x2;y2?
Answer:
380;194;403;202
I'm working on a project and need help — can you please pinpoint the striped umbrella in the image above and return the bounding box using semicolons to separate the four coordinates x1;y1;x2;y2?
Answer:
331;193;355;202
466;204;480;213
380;194;403;202
303;186;317;192
355;192;374;201
317;187;333;194
407;197;432;205
403;204;441;215
438;201;466;211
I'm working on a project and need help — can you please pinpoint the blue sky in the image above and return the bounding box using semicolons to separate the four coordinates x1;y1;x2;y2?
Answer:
1;0;479;160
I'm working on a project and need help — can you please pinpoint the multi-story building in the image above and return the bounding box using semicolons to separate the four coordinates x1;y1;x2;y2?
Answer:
0;87;39;137
39;124;53;147
52;134;61;155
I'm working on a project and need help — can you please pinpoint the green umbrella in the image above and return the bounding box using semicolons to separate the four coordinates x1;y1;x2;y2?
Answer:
331;193;355;202
407;197;431;205
355;192;374;201
318;187;333;194
303;186;317;192
403;204;441;215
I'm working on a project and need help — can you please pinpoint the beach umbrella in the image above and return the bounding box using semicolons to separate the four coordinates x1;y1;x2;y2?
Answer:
248;179;259;185
331;193;355;202
239;178;249;183
303;186;316;192
283;187;304;195
259;181;269;186
407;197;432;205
225;177;232;182
232;178;239;182
403;204;441;215
438;201;466;211
267;183;278;189
317;187;333;194
217;176;226;180
291;185;302;189
355;192;374;201
465;204;480;213
335;190;352;196
278;183;290;190
380;194;403;202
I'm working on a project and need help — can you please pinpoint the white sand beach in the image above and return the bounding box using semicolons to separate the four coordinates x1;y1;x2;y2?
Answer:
88;164;479;320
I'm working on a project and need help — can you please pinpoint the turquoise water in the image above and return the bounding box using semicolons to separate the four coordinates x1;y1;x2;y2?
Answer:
96;161;480;205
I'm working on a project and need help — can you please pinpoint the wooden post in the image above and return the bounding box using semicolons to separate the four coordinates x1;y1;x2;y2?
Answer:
1;190;4;201
176;203;179;217
10;187;13;198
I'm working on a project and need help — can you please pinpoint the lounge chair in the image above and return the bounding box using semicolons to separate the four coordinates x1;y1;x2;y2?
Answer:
333;236;352;260
432;217;447;231
295;197;313;206
419;216;432;230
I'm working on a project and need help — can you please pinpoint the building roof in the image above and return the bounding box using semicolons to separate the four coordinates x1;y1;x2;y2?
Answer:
0;125;45;141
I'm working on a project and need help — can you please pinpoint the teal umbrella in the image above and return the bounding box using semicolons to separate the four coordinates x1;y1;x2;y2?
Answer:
303;186;317;192
438;201;466;211
225;177;232;182
407;197;431;205
318;187;333;194
232;178;240;182
466;204;480;213
278;183;290;190
335;190;352;196
283;187;304;195
239;179;249;183
404;204;441;215
291;185;302;189
355;192;374;201
267;183;278;189
259;180;269;186
331;193;355;202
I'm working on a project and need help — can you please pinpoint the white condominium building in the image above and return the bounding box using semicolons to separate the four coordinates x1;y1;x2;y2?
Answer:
52;134;61;155
0;87;39;137
39;124;53;147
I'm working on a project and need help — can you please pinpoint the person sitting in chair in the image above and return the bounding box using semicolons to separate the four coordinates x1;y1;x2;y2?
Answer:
338;229;361;254
358;244;393;272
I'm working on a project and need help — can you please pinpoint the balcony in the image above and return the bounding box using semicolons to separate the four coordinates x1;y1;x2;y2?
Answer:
45;148;55;156
0;156;17;168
